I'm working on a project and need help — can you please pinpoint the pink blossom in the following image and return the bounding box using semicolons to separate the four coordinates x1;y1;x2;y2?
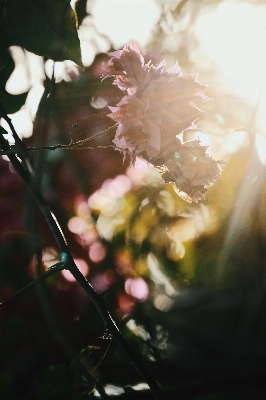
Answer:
141;73;208;154
103;41;223;202
107;62;208;161
103;40;150;95
107;95;161;159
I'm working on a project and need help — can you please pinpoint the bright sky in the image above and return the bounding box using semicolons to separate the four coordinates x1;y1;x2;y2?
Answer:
91;0;161;48
194;1;266;162
195;1;266;105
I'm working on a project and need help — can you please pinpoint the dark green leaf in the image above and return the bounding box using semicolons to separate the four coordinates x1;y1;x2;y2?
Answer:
35;364;74;400
0;51;15;92
0;51;28;114
5;0;82;66
0;92;29;114
0;30;17;70
0;374;17;400
0;126;8;135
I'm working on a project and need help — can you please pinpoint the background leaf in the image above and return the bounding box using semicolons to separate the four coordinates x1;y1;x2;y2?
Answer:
33;364;85;400
0;126;9;135
0;374;17;400
0;92;29;115
5;0;82;66
0;51;15;91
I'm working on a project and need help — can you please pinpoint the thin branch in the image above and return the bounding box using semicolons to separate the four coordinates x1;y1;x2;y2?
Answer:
0;123;118;156
0;111;163;400
93;336;113;372
69;123;118;147
0;144;116;156
0;262;64;309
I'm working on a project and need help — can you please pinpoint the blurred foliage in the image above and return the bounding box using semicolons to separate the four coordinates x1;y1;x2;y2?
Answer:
1;0;266;399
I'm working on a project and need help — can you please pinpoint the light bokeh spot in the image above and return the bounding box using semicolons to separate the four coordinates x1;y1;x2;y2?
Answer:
89;241;107;263
61;258;89;282
125;277;149;301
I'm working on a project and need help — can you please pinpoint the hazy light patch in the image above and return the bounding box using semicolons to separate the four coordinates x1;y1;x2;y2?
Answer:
25;51;45;84
78;13;112;66
42;247;59;269
223;130;250;156
75;200;90;217
89;240;107;262
126;157;150;184
157;190;175;216
193;133;211;148
256;133;266;165
154;293;174;312
62;258;89;282
166;218;196;243
131;383;150;391
88;384;124;397
68;216;88;234
88;186;126;214
78;21;97;66
147;253;176;296
167;205;210;247
257;94;266;135
103;385;125;396
91;0;161;49
44;60;80;82
125;277;149;301
90;96;108;109
126;319;150;341
5;110;33;139
102;175;132;198
166;240;185;261
6;47;31;94
195;2;266;104
70;0;78;9
96;214;124;240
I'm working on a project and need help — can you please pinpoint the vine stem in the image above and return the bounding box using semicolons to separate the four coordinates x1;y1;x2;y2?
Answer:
0;110;163;400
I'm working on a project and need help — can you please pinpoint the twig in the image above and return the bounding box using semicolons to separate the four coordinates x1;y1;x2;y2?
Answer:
0;113;163;399
0;124;118;156
69;123;118;147
0;144;117;156
0;262;64;309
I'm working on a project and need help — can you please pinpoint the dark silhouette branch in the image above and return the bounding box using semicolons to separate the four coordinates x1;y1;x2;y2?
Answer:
0;107;163;400
0;144;116;156
0;261;64;309
0;123;118;156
